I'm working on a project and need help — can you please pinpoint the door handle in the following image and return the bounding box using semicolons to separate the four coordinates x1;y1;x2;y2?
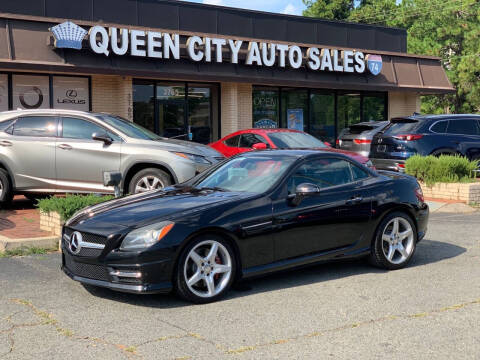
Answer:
58;144;73;150
346;196;363;205
0;140;12;147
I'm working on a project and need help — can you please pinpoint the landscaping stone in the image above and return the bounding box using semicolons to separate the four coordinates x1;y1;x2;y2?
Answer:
420;181;480;203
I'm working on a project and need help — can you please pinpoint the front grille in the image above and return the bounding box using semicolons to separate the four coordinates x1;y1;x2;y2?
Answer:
63;229;105;258
64;252;110;282
64;227;107;245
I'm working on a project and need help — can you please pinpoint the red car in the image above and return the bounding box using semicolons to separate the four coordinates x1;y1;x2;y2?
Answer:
209;128;372;166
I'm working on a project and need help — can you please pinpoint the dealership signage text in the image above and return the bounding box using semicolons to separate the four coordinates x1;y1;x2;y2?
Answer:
51;22;380;75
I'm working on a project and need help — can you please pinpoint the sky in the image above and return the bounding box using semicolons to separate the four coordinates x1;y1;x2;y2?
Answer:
182;0;307;16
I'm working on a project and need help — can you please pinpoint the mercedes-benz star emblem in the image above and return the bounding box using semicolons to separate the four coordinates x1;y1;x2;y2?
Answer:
69;231;82;254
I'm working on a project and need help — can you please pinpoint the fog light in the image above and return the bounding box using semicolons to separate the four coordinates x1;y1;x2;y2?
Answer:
109;269;141;278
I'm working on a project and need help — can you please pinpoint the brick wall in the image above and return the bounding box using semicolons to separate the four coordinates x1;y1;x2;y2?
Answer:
420;182;480;203
91;75;133;120
220;82;252;137
388;92;421;120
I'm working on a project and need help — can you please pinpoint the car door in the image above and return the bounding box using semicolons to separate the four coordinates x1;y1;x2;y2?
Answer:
55;116;122;193
0;115;58;191
446;119;480;159
272;157;372;261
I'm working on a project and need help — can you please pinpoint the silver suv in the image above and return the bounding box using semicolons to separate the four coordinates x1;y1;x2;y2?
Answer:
0;109;224;204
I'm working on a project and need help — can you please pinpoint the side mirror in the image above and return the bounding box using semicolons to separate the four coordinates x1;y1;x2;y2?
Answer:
252;142;267;150
92;132;113;145
290;183;320;206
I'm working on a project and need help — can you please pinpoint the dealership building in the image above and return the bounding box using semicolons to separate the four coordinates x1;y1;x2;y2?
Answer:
0;0;454;145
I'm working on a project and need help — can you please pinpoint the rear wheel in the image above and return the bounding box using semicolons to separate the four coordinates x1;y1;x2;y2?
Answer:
369;212;417;270
0;169;13;207
175;235;236;304
128;168;171;194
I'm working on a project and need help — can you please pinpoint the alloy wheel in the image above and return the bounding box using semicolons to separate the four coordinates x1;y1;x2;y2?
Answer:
183;240;232;298
382;217;414;265
134;176;164;193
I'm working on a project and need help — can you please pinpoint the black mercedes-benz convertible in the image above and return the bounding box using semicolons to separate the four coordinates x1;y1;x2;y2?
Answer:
62;150;429;303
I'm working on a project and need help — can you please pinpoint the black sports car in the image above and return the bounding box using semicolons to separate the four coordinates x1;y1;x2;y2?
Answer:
62;150;429;303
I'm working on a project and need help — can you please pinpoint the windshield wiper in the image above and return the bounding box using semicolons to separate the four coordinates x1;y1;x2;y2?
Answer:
194;186;228;192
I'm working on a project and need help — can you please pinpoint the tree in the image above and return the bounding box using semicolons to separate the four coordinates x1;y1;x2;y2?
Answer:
302;0;355;20
303;0;480;114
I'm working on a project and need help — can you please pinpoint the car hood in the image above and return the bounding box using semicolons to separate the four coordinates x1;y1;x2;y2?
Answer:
127;137;223;158
312;147;369;164
67;188;251;229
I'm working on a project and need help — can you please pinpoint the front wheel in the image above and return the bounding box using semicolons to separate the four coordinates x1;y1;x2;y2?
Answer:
128;168;171;194
369;212;417;270
175;235;236;304
0;169;13;207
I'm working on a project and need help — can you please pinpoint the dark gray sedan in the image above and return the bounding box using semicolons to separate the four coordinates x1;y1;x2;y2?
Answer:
337;121;389;157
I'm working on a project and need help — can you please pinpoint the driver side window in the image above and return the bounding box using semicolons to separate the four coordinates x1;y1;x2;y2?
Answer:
287;158;354;193
61;117;120;141
239;133;269;148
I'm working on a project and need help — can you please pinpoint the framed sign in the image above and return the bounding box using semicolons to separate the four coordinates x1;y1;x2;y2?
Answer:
0;74;8;112
287;109;304;131
12;75;50;110
53;76;89;111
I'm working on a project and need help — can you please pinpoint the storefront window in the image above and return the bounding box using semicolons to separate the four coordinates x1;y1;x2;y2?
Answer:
281;89;308;131
363;95;385;122
0;74;8;112
157;83;186;139
53;76;89;111
310;92;335;144
188;85;212;144
12;75;50;110
253;88;279;128
133;81;155;133
337;94;361;136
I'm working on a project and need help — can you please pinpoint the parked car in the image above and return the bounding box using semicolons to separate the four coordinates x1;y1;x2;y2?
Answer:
369;114;480;172
337;121;389;157
62;149;428;303
0;109;223;204
209;128;373;167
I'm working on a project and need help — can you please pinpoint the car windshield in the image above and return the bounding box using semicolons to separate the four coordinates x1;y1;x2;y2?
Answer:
194;156;296;193
268;132;327;148
96;114;162;140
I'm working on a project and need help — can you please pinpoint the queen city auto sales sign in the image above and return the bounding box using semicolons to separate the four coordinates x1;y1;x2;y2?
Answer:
50;21;382;75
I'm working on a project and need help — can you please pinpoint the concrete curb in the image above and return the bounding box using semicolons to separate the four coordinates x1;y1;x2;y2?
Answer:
0;234;60;252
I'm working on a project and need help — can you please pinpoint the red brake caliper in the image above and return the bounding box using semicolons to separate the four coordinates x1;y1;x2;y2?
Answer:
214;256;221;281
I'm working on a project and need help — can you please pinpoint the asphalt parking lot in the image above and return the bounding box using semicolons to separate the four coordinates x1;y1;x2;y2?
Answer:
0;212;479;360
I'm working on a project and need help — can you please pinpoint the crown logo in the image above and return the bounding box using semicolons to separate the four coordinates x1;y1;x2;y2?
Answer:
50;21;87;50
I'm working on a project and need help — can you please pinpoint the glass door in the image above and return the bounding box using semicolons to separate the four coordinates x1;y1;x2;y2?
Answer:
310;91;335;145
156;83;187;139
188;85;213;144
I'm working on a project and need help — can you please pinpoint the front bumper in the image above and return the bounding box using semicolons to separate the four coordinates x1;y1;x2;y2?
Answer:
370;158;406;172
61;247;173;294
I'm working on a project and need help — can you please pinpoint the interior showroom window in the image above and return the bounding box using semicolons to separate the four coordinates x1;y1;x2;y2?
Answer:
12;74;50;110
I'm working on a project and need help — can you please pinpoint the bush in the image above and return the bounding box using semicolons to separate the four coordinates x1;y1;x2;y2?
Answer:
405;155;479;186
36;194;114;222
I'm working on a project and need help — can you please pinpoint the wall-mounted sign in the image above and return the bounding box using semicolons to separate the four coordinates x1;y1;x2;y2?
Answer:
53;76;89;111
50;21;383;76
367;55;383;76
12;75;50;110
254;118;277;129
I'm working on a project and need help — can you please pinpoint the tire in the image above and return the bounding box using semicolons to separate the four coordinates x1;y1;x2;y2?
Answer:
128;168;172;194
24;193;50;202
175;235;236;304
0;169;13;207
431;149;458;157
369;211;417;270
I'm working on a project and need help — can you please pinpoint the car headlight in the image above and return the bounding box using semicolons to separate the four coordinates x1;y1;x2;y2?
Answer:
120;221;175;250
172;152;211;165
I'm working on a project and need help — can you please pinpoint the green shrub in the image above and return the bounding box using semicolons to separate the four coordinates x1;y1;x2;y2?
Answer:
405;155;479;186
36;194;114;221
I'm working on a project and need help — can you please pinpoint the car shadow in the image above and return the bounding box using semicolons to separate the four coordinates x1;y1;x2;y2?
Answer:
82;239;466;308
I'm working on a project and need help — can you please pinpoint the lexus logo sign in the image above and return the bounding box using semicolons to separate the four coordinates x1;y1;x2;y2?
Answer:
69;231;83;254
66;89;78;99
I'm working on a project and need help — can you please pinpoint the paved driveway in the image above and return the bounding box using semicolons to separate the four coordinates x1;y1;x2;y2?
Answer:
0;212;479;359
